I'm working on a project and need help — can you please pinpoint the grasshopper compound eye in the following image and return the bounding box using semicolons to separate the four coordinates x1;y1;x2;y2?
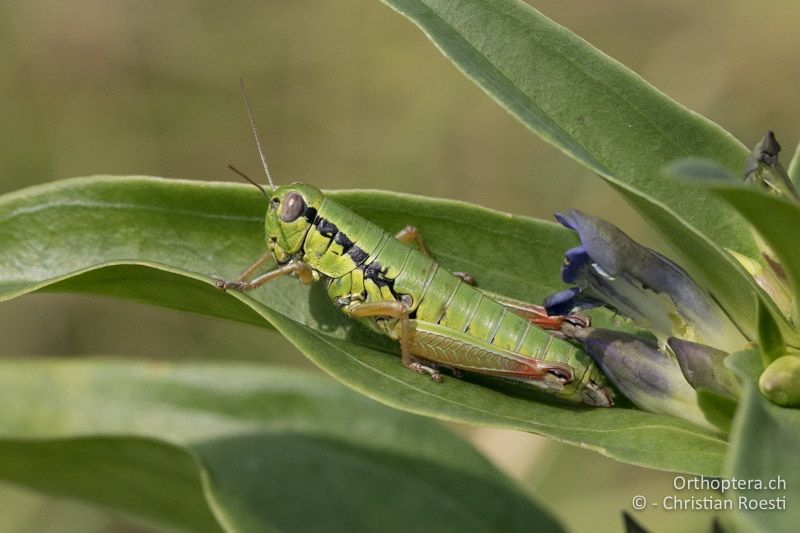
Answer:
280;191;306;222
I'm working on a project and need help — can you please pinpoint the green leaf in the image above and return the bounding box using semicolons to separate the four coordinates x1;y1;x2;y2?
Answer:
0;437;219;533
665;158;739;183
726;349;764;384
667;158;799;346
726;351;799;533
0;359;563;532
0;175;574;346
0;480;134;533
758;298;785;365
0;176;728;474
787;140;800;192
680;172;800;326
379;0;761;340
711;185;800;303
696;389;737;434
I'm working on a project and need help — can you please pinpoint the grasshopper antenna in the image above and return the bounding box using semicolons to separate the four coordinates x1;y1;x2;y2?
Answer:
228;164;270;202
239;77;276;191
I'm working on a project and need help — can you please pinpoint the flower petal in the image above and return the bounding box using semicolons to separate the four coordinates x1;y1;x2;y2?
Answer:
548;209;746;352
543;288;602;316
562;246;590;284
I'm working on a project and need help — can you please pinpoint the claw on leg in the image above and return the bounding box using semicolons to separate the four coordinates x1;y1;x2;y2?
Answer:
216;279;244;291
409;360;443;382
452;271;477;286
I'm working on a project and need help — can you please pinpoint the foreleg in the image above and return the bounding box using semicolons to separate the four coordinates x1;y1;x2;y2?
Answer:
216;260;312;292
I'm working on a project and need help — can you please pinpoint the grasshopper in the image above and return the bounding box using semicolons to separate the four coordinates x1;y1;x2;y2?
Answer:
216;82;612;407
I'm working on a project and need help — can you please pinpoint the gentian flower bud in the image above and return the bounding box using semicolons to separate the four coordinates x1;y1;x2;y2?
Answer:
759;355;800;406
667;338;740;398
569;327;713;429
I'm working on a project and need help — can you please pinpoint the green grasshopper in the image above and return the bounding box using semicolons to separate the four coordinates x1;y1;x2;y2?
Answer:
216;83;612;407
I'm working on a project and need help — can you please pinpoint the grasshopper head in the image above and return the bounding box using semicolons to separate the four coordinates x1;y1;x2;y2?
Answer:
265;183;324;263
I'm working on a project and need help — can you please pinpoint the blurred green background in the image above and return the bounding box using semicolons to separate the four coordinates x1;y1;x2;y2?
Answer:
1;0;799;531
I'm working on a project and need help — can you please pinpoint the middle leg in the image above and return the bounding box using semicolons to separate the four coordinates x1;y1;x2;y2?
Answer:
394;225;476;285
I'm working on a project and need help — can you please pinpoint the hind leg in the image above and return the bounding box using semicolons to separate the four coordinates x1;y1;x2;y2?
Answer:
347;300;442;382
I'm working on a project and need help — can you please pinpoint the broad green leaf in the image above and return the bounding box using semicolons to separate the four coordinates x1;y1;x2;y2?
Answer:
379;0;761;340
0;480;135;533
0;175;575;346
0;177;728;474
0;359;562;533
0;438;218;533
726;351;799;533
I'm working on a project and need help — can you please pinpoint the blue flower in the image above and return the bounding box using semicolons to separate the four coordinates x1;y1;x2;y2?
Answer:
544;210;748;427
544;210;746;353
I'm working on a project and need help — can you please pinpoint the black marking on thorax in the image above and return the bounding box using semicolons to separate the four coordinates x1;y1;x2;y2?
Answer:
333;231;355;254
316;217;338;238
347;245;369;265
313;215;370;266
309;213;407;309
363;260;394;289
